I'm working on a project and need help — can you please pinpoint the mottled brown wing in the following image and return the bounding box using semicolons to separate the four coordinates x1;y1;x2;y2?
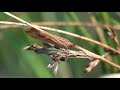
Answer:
26;28;75;49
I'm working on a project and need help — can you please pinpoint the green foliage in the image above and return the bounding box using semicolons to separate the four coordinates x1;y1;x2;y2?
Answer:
0;12;120;78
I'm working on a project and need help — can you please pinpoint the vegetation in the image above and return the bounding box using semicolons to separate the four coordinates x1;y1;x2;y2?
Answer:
0;12;120;78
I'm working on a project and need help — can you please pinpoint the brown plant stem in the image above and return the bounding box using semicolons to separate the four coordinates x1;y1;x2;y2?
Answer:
2;12;120;69
39;26;120;55
75;45;120;69
0;21;120;55
1;21;120;30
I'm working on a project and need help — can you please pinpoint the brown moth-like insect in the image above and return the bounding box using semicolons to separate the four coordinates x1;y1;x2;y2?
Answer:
26;28;76;49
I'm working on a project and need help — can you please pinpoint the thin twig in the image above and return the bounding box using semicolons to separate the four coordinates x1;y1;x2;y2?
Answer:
3;12;45;32
75;45;120;69
1;21;120;30
3;12;120;69
0;21;120;55
37;26;120;55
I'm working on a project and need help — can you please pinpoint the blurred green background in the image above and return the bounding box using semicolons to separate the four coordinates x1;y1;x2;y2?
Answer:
0;12;120;78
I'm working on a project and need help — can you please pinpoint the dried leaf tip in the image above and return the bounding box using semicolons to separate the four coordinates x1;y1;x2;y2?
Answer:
104;26;116;39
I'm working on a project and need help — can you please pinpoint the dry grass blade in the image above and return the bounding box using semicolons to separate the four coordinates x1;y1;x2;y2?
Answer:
0;21;120;55
75;45;120;69
84;52;110;73
1;21;120;30
3;12;120;70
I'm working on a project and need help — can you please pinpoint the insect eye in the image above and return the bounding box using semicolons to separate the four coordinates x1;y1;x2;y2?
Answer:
68;43;76;48
60;56;67;61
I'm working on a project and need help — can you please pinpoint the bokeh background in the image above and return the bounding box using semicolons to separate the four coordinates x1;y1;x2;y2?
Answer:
0;12;120;78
